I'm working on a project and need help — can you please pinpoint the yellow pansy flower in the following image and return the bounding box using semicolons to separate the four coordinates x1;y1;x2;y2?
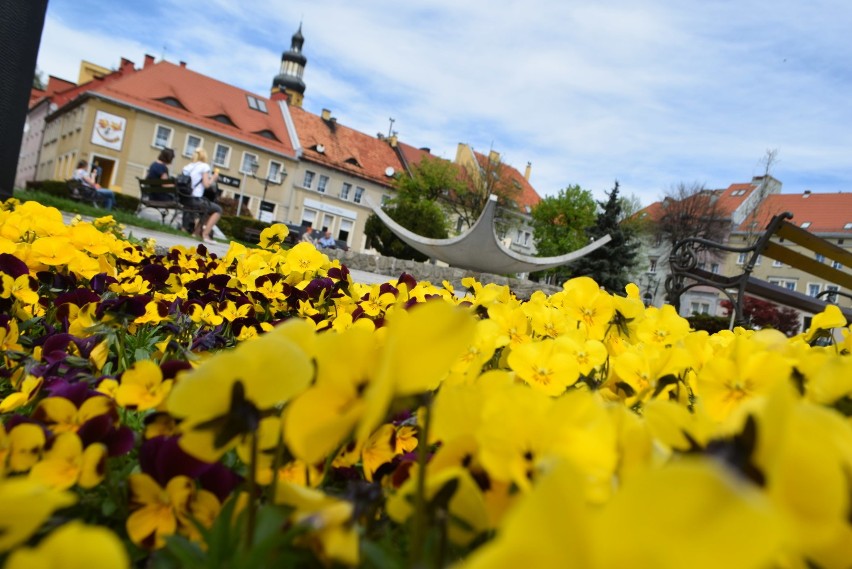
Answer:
4;521;129;569
29;432;107;490
0;478;76;553
115;359;173;411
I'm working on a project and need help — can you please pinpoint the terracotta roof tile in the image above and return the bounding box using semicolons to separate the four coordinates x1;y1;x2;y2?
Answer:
91;61;296;157
288;106;403;186
735;192;852;233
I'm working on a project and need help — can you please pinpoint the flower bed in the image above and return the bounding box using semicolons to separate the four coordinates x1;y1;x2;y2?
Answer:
0;199;850;568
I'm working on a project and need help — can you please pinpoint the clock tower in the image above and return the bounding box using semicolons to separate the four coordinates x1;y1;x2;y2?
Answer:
272;24;307;107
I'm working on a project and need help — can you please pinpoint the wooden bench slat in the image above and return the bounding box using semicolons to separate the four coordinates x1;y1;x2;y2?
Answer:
762;241;852;290
774;221;852;267
744;277;852;320
668;211;852;326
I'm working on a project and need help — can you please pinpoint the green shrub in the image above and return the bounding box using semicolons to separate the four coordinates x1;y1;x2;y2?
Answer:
26;179;68;197
687;313;730;334
115;193;139;213
217;215;269;241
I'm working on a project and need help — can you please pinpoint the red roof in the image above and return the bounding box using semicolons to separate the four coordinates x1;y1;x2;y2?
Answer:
395;140;432;173
288;106;404;186
735;192;852;233
715;182;756;216
89;60;296;157
636;180;759;223
471;150;541;211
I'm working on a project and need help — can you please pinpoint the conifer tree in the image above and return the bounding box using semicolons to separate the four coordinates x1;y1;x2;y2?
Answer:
571;181;641;293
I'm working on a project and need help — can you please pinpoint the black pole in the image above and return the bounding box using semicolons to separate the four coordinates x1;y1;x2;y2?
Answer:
0;0;49;199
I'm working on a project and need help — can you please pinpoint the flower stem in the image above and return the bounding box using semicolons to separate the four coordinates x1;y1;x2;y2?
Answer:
409;396;432;568
245;430;259;548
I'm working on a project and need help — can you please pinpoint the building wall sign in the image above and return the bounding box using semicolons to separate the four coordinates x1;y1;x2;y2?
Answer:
91;110;127;151
303;197;357;220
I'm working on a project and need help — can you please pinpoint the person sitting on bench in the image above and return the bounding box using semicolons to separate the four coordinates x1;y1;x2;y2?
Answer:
182;148;222;243
73;159;116;210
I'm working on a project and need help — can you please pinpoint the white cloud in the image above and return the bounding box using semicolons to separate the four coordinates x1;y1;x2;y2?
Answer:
36;0;852;206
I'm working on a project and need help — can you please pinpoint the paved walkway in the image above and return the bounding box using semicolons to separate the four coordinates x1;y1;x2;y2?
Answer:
62;209;395;285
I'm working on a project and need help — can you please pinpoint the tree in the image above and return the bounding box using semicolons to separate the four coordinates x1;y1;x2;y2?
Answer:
570;182;641;293
364;199;448;262
720;296;800;336
529;185;597;282
452;153;522;231
33;66;45;90
364;157;454;261
655;181;728;249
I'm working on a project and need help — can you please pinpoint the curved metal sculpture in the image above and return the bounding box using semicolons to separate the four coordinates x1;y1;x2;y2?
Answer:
369;195;611;274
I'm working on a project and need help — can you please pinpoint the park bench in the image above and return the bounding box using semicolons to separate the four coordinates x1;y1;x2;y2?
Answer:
666;211;852;325
66;179;110;208
136;177;206;227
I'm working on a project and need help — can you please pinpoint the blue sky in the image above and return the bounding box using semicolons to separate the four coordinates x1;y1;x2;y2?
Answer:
35;0;852;206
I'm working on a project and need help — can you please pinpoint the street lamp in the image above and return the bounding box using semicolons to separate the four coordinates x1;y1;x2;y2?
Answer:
643;273;660;307
248;158;286;222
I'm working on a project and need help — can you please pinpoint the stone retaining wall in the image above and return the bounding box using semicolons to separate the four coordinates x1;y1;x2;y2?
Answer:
325;249;562;298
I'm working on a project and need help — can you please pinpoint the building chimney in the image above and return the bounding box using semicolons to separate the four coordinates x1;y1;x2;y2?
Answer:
419;147;431;153
524;161;531;181
119;58;135;73
321;108;332;121
143;54;155;68
270;90;288;103
388;133;398;147
179;61;187;68
488;150;500;164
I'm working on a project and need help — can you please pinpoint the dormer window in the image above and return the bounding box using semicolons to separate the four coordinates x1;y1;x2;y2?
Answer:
246;95;268;113
344;157;361;167
844;222;852;229
157;96;187;110
800;221;811;228
254;129;279;141
209;114;236;126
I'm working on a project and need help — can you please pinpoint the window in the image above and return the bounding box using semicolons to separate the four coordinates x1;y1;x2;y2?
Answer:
807;283;821;298
824;285;839;303
213;143;231;168
523;231;531;246
246;95;268;113
258;201;275;223
772;259;783;267
354;186;365;204
769;279;796;292
317;175;329;193
648;258;658;273
240;152;259;175
184;134;202;157
831;260;843;269
457;217;464;233
340;182;351;200
711;263;720;274
800;221;811;228
301;209;317;228
690;302;710;315
844;222;852;230
303;171;315;189
755;255;762;266
815;253;825;263
268;161;283;183
737;252;747;265
321;214;334;232
153;124;173;149
338;219;353;243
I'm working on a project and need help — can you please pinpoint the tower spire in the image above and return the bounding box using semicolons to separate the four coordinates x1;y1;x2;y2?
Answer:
271;24;307;107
